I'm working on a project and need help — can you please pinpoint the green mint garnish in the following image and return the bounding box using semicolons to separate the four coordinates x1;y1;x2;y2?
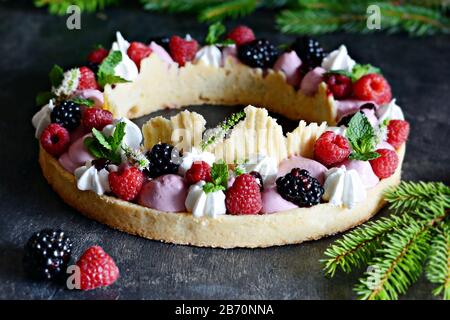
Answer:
346;112;380;161
205;22;226;45
71;97;94;107
326;64;381;82
97;50;129;88
203;161;228;194
49;64;64;87
84;121;127;164
36;91;56;106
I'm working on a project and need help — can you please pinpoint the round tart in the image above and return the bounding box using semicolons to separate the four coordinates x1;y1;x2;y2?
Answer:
33;28;408;248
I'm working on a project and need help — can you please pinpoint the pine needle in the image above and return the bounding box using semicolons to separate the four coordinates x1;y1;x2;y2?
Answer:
34;0;120;15
198;0;258;22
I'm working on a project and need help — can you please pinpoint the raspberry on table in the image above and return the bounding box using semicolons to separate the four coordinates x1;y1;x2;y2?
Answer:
237;38;279;69
353;73;392;105
314;131;351;167
324;73;353;100
227;25;255;46
276;168;324;207
23;229;73;280
145;143;180;178
51;100;82;131
185;161;212;185
87;47;108;64
127;41;153;69
226;174;262;215
370;148;399;179
109;166;145;201
40;123;70;157
82;107;113;131
387;119;410;149
76;245;119;291
169;36;198;67
77;66;99;91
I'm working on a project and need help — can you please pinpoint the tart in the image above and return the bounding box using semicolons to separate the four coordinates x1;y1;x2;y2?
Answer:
33;27;409;248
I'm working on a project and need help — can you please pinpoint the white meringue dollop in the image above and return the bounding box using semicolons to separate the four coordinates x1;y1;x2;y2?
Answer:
194;45;222;68
323;166;366;209
111;31;139;82
242;155;278;187
179;147;216;175
52;68;80;97
102;117;142;149
376;99;405;123
74;161;117;195
326;126;347;137
32;99;54;139
321;45;356;72
185;181;226;218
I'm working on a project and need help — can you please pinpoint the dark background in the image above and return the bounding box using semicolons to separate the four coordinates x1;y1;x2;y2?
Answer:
0;2;449;300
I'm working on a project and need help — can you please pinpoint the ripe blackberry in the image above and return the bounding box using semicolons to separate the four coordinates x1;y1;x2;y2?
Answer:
145;143;181;178
92;158;111;171
276;168;324;207
23;229;73;280
50;100;81;131
148;36;170;52
249;171;264;191
237;38;279;68
291;37;325;73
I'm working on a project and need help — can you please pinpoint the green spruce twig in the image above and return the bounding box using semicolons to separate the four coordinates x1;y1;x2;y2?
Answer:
34;0;120;15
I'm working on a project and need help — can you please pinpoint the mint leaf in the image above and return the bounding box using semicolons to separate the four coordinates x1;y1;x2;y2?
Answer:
346;112;380;161
71;97;94;107
36;91;55;106
84;122;127;164
49;64;64;87
351;64;381;81
92;128;112;150
111;121;126;151
203;182;226;194
97;51;129;88
84;136;108;159
211;161;228;190
205;22;226;45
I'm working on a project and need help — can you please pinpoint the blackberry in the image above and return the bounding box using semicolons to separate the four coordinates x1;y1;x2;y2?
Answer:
92;158;111;171
87;61;99;75
145;143;181;178
276;168;324;207
237;38;279;69
291;37;325;73
148;36;170;52
23;229;73;280
249;171;264;191
337;103;376;127
50;100;81;131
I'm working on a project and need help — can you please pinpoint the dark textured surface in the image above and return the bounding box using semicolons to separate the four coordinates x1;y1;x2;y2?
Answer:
0;3;449;300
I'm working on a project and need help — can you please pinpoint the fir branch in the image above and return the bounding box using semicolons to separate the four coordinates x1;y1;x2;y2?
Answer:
426;222;450;300
34;0;120;15
141;0;223;13
198;0;258;22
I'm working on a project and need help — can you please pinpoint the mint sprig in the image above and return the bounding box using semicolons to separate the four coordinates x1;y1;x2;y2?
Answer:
97;51;129;88
84;121;127;164
49;64;64;87
326;64;381;82
203;161;228;194
346;112;380;161
71;97;94;107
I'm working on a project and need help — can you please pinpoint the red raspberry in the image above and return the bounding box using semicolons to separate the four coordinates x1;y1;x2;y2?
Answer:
226;174;262;215
185;161;212;185
324;74;353;100
314;131;351;167
82;108;113;131
127;42;152;69
77;66;99;90
370;149;399;179
353;73;392;105
87;47;108;64
169;36;198;67
40;123;70;157
109;166;144;201
76;246;119;291
387;120;410;149
227;25;255;46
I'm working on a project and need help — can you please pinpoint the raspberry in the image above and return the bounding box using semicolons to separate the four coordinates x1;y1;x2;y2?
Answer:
387;120;410;149
227;25;255;46
40;123;70;157
127;41;152;69
77;66;99;91
82;108;113;131
314;131;351;167
109;166;144;201
226;174;262;215
169;36;198;67
324;73;353;100
87;47;108;64
353;73;392;105
185;161;212;185
370;149;399;179
76;246;119;291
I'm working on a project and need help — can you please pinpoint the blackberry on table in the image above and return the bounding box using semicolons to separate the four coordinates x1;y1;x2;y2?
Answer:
23;229;73;280
148;36;170;52
237;38;279;69
145;143;180;178
276;168;324;207
50;100;81;131
291;37;325;73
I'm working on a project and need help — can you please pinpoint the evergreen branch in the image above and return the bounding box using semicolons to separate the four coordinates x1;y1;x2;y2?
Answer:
426;222;450;300
198;0;258;22
140;0;223;13
34;0;120;15
322;217;399;277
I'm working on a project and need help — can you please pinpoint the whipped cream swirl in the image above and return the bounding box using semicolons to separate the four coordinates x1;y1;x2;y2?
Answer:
102;117;142;150
321;45;356;72
74;161;117;195
376;99;405;123
179;147;216;175
323;166;366;209
32;99;54;138
111;31;139;82
194;45;222;68
185;181;226;218
242;155;278;187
